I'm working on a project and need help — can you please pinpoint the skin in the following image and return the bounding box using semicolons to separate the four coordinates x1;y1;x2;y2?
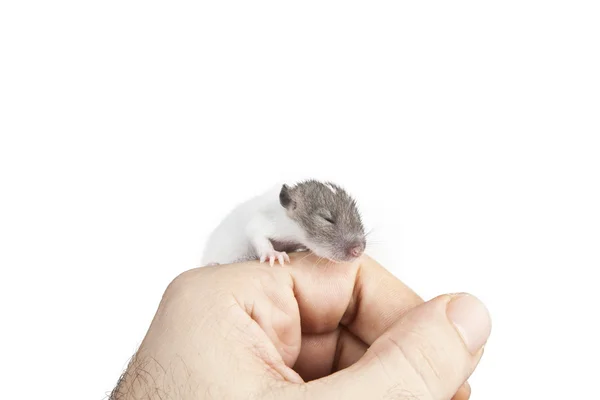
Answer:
111;253;490;400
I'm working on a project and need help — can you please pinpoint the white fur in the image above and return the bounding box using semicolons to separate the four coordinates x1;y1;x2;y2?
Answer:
201;184;307;265
324;182;337;194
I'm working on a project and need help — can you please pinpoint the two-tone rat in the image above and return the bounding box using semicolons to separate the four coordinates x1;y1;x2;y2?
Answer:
201;179;367;266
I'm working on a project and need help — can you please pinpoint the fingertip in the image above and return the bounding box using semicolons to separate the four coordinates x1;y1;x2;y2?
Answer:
452;382;471;400
464;381;472;396
446;294;492;354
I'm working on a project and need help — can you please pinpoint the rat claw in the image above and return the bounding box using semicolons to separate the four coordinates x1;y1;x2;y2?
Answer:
261;251;289;267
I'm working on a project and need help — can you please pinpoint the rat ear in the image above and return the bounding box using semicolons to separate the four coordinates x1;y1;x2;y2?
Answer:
279;184;296;210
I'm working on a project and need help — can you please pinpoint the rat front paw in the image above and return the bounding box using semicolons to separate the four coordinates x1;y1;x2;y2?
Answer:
259;250;291;267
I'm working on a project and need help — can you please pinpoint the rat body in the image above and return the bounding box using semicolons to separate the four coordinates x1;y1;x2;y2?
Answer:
201;180;366;266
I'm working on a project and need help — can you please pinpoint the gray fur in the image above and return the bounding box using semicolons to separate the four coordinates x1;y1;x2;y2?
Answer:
279;180;366;262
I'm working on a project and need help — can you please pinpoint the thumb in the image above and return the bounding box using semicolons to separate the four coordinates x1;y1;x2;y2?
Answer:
303;294;491;400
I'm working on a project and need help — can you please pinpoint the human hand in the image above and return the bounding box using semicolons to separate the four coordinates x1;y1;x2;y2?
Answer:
111;254;491;400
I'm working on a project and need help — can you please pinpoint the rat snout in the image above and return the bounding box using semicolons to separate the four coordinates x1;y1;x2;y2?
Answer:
346;239;366;258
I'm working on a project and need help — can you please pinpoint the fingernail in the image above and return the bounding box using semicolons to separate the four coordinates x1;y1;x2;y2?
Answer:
447;294;491;354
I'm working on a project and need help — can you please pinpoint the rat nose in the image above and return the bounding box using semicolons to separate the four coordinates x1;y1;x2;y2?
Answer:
349;247;361;257
347;241;365;258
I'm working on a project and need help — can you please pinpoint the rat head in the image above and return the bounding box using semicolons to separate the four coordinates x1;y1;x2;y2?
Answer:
279;180;366;262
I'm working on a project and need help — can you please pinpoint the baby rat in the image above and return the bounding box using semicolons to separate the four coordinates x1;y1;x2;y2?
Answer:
201;179;367;266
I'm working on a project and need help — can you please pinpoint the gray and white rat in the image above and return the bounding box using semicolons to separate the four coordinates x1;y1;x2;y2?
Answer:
201;179;367;266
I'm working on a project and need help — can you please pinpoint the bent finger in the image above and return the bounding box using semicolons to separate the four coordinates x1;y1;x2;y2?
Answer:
303;294;491;400
297;328;471;399
289;252;424;343
289;255;473;398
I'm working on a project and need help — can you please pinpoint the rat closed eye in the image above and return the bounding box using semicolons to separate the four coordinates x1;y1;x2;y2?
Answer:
321;216;335;224
318;210;335;224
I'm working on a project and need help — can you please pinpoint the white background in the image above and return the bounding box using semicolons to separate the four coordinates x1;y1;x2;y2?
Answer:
1;1;599;399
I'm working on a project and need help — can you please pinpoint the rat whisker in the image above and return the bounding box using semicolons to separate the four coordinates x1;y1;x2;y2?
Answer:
298;250;315;263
